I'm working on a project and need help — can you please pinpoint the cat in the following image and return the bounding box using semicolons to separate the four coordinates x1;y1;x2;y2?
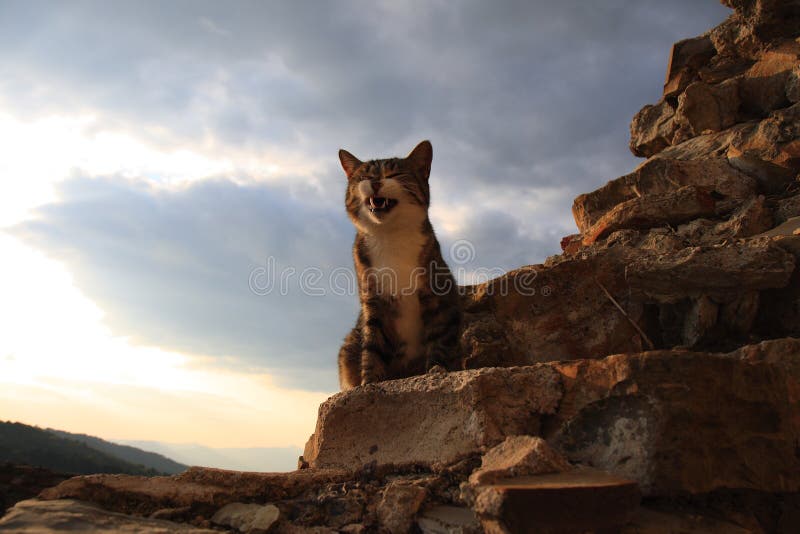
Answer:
337;140;461;390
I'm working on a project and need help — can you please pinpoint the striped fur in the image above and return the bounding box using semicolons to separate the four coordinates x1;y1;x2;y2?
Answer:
337;140;461;390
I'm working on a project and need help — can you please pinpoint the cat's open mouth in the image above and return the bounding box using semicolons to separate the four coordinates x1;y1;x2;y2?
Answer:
366;196;398;214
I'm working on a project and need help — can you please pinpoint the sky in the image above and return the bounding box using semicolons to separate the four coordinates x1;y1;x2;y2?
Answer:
0;1;731;457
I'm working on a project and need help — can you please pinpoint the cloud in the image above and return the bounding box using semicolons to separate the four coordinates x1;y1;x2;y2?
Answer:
10;175;357;390
1;1;732;392
0;1;730;190
10;170;573;390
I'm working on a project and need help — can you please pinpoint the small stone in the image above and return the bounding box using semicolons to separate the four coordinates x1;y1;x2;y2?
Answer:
473;469;640;534
338;524;366;534
468;436;570;486
211;502;280;533
417;505;482;534
377;481;428;534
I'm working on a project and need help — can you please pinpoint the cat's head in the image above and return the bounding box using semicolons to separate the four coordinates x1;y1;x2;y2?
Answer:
338;140;432;233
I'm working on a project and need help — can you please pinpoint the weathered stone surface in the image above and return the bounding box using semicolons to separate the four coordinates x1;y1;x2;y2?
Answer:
473;470;640;534
726;145;796;194
673;80;740;142
573;158;755;234
720;0;800;45
622;506;753;533
303;366;563;471
0;499;217;533
461;255;646;367
467;436;569;486
39;467;351;518
212;502;280;533
549;340;800;495
733;102;800;169
740;39;800;117
708;194;773;239
663;35;717;98
629;100;677;158
625;238;794;300
376;481;427;534
303;341;800;498
417;505;481;534
775;194;800;224
582;186;718;245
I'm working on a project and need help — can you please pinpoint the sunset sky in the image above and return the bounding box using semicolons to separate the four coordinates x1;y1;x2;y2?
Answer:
0;1;730;455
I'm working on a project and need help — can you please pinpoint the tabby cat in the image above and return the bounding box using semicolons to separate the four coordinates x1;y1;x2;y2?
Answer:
337;140;461;390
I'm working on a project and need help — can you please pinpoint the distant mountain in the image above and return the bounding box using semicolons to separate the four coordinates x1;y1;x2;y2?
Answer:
118;440;302;472
0;421;174;476
48;429;187;475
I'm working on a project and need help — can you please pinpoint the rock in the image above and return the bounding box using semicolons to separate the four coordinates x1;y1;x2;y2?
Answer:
708;194;773;239
272;524;338;534
417;505;481;534
0;498;217;533
304;341;800;497
581;186;718;245
761;215;800;236
673;80;740;141
467;436;570;486
338;524;365;534
720;0;800;44
211;502;280;533
39;467;352;518
472;469;640;534
572;158;755;234
663;35;717;98
681;296;718;346
625;238;795;301
461;254;647;367
740;39;800;117
550;340;800;495
775;194;800;224
459;315;518;370
622;506;753;533
376;481;427;534
629;100;677;158
727;102;800;170
303;366;563;471
726;145;796;194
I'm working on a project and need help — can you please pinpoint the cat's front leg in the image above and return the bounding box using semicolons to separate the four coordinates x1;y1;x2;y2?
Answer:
338;325;362;390
360;297;390;385
420;292;461;372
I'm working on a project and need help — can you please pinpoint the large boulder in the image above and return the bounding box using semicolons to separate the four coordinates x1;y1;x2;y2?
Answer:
302;366;563;471
304;340;800;497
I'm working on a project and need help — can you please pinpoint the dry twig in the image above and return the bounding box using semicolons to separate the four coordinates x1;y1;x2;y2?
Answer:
595;279;655;350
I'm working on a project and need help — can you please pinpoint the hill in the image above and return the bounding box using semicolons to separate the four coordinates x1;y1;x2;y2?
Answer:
0;421;169;476
48;429;186;475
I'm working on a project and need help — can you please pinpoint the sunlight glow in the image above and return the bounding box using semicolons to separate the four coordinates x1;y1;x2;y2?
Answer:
0;108;334;449
0;235;328;447
0;113;317;228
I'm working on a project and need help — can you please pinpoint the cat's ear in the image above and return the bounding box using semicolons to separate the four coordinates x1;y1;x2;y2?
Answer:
338;149;363;178
406;140;433;179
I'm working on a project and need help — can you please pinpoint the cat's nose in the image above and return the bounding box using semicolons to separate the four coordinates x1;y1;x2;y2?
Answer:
370;180;381;194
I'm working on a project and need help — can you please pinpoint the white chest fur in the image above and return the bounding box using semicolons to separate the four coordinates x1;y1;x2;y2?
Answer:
366;230;426;361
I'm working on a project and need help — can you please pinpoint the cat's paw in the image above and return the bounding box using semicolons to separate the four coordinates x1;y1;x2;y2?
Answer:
427;364;447;375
